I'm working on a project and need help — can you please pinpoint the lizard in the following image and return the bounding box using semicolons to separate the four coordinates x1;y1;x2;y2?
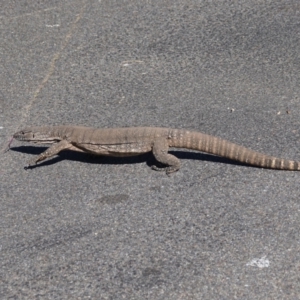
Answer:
12;125;300;174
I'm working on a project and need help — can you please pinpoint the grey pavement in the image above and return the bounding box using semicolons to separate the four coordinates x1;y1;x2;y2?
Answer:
1;1;300;299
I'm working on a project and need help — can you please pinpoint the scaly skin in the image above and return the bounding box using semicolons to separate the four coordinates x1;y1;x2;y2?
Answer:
12;125;300;174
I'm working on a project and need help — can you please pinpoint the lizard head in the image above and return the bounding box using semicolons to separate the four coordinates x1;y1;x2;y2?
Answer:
13;127;61;144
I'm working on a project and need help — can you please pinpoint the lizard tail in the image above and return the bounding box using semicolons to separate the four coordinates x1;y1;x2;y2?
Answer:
169;129;300;171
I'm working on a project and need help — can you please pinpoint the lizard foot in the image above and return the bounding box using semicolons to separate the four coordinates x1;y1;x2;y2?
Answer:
151;165;166;172
151;165;178;175
24;165;35;170
24;158;38;169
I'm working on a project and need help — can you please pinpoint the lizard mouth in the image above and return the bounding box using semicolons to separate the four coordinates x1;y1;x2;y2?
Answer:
13;134;38;143
13;134;60;144
13;134;27;141
13;130;30;140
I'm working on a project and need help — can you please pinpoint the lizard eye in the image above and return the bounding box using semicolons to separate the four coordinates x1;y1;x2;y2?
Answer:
32;134;35;138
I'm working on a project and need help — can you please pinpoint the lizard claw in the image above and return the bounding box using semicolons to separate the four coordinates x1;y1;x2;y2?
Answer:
24;164;35;170
151;165;177;175
151;165;166;172
25;158;38;169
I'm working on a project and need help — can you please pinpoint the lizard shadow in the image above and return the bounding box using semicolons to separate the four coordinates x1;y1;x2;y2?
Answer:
11;146;246;169
11;146;149;168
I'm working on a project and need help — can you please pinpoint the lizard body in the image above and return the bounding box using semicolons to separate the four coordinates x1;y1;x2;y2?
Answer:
13;125;300;173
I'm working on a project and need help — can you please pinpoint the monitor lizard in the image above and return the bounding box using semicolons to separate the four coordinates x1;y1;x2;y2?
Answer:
11;125;300;174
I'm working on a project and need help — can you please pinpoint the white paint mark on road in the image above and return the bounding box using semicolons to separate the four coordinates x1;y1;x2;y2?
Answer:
46;24;60;27
246;256;270;268
121;60;144;67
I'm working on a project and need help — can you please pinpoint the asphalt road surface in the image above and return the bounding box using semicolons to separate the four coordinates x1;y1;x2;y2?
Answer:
1;1;300;299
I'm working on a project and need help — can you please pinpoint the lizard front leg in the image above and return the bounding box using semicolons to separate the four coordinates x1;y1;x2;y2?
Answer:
26;140;73;168
151;138;180;174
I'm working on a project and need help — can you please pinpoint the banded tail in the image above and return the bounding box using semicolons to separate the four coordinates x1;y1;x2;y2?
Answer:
169;129;300;171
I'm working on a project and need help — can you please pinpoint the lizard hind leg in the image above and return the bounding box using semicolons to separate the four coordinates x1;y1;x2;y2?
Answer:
26;140;73;168
151;138;180;174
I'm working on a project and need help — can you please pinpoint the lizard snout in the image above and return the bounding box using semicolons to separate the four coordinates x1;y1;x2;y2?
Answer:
13;130;32;141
